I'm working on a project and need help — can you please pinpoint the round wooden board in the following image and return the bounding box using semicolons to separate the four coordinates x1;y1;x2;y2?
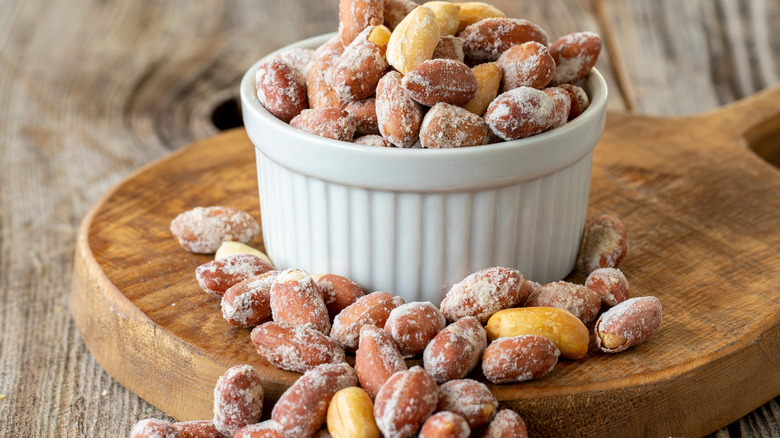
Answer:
72;86;780;437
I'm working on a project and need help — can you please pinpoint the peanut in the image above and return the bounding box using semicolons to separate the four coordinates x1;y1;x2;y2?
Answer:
485;307;589;359
422;2;461;36
327;387;380;438
386;6;441;74
215;241;273;266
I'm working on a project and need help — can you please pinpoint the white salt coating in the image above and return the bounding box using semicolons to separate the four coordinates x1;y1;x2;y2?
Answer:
332;28;387;102
376;71;423;148
222;271;278;326
290;108;357;141
356;325;407;398
582;217;628;272
213;365;264;437
545;87;572;128
485;86;555;140
437;379;498;429
374;367;439;438
279;47;316;81
385;301;446;355
273;363;357;438
483;409;528;438
252;322;345;373
423;316;487;383
346;97;380;136
130;419;180;438
235;419;279;438
354;134;393;147
255;58;307;121
420;102;487;149
331;291;404;350
270;269;330;334
170;206;260;254
461;18;550;62
383;0;418;29
196;254;272;297
421;412;471;438
482;335;559;384
526;281;600;324
307;50;343;109
586;267;629;306
596;296;662;353
440;267;522;323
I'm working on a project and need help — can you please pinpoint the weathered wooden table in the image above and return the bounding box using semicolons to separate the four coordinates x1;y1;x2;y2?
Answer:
1;0;778;436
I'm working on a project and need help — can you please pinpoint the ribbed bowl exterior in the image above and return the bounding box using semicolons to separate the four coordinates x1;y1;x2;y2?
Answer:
242;34;607;304
256;151;593;303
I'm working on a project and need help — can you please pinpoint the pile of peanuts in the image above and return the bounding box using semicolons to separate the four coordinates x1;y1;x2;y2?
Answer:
255;0;601;149
131;205;663;437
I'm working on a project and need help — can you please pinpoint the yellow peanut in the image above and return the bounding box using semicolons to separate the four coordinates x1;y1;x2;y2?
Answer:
386;6;441;74
457;2;506;33
367;25;392;51
327;387;380;438
485;307;589;359
462;62;502;116
422;2;461;36
214;241;274;266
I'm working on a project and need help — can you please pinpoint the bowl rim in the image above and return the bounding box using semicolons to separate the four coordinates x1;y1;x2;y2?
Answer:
240;33;608;191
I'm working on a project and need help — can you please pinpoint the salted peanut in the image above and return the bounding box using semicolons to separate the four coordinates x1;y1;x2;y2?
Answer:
213;365;264;437
339;0;384;46
279;48;316;82
355;325;408;400
485;87;555;140
482;335;559;384
374;366;439;438
327;387;380;438
171;206;260;254
462;62;502;116
215;241;273;266
384;302;446;356
354;134;394;147
550;31;602;85
255;58;308;123
419;412;470;438
437;379;497;429
419;103;487;149
423;316;486;383
579;214;629;273
586;267;629;307
480;410;528;438
307;51;348;110
496;41;556;91
251;321;346;373
543;87;573;129
596;296;662;353
221;270;279;328
196;254;275;298
460;18;550;63
270;268;330;334
383;0;419;30
456;2;505;33
331;27;390;103
559;83;589;120
485;307;589;359
290;108;357;142
234;420;284;438
422;1;461;35
367;25;393;54
331;291;405;350
376;71;424;148
345;97;380;136
131;419;181;438
315;273;366;320
432;35;464;61
402;59;478;106
386;5;441;75
173;420;222;438
525;281;601;325
273;363;358;438
440;266;525;323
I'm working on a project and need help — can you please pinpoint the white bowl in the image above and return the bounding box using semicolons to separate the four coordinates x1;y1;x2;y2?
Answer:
240;33;607;304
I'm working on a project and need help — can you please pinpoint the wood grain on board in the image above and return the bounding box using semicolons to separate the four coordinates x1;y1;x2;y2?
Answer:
2;0;780;436
73;81;780;436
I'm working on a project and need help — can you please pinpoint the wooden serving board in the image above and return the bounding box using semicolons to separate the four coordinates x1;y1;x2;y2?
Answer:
71;85;780;437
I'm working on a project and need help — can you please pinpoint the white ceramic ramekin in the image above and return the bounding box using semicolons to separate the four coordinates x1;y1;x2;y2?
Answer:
240;34;607;304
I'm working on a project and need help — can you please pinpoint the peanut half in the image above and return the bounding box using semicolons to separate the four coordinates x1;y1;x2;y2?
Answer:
485;307;589;359
327;387;380;438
